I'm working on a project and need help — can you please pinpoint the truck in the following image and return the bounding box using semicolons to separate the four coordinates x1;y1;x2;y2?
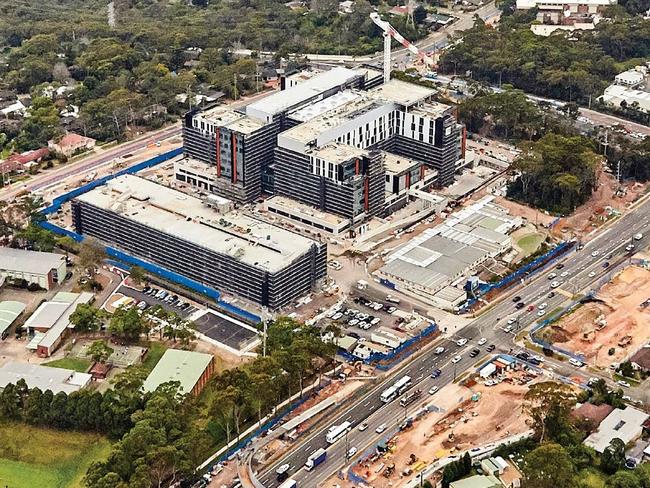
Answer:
304;448;327;471
399;389;422;408
278;480;297;488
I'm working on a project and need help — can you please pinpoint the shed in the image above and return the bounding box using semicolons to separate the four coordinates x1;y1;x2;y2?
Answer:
0;301;25;339
143;349;215;396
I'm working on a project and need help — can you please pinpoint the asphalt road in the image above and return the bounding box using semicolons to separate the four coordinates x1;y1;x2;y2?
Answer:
259;197;650;488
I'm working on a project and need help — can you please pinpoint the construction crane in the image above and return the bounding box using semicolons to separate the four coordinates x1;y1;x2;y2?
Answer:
369;12;435;83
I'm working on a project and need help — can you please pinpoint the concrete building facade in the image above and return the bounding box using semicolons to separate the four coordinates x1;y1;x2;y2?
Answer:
0;247;66;290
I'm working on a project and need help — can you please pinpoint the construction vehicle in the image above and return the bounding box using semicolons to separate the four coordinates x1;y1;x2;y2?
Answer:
369;12;435;82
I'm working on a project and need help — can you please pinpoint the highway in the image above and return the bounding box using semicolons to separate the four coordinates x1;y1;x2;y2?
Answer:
258;197;650;488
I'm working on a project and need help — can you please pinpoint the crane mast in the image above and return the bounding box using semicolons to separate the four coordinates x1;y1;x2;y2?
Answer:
369;12;434;83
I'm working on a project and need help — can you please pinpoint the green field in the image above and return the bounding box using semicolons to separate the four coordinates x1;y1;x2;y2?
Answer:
140;341;168;373
43;357;92;373
0;422;111;488
517;233;545;255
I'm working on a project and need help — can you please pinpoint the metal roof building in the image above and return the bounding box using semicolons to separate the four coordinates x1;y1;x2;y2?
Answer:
0;301;25;339
0;247;66;290
0;362;91;394
143;349;215;396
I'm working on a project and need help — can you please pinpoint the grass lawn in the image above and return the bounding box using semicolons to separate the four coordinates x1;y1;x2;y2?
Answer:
0;421;111;488
140;341;167;373
517;233;545;255
43;357;92;373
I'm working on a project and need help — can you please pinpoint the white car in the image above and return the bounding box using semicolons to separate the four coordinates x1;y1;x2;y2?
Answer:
376;423;387;433
429;386;439;395
456;338;468;347
547;273;557;280
348;319;359;326
537;310;546;317
347;447;358;458
569;358;584;367
434;346;445;355
539;302;548;310
591;250;600;257
478;338;487;346
560;271;569;278
358;422;368;431
276;464;290;475
507;317;517;325
332;313;343;320
504;325;513;333
370;317;381;325
451;355;462;364
551;281;560;288
617;380;631;388
588;271;596;278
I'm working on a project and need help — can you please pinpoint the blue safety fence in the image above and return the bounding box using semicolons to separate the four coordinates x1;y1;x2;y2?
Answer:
528;297;587;361
36;147;261;324
41;147;183;215
458;240;574;313
339;322;438;370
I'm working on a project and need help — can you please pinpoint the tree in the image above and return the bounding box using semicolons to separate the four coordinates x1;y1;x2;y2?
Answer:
86;340;114;364
70;304;103;332
601;438;626;475
607;471;642;488
523;382;577;443
413;5;427;24
78;238;106;276
523;443;576;488
129;265;146;286
13;97;61;151
109;306;146;340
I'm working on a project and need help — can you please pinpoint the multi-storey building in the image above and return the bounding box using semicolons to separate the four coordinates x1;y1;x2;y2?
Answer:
71;175;326;309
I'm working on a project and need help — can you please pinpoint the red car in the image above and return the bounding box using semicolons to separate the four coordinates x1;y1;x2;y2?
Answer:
527;305;535;312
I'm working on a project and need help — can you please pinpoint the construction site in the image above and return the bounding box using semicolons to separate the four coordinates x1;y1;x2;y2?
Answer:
329;366;538;488
538;264;650;368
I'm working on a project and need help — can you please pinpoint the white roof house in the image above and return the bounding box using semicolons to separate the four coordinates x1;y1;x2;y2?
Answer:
0;362;91;395
615;69;646;87
584;407;649;453
601;84;650;113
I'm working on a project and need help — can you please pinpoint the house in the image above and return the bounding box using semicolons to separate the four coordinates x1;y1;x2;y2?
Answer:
0;362;91;394
629;346;650;373
0;148;50;174
0;99;26;117
0;247;66;290
449;474;502;488
24;291;95;358
584;406;650;453
615;68;646;88
142;349;215;396
339;0;354;13
389;4;415;16
89;361;112;380
572;402;615;429
48;133;96;157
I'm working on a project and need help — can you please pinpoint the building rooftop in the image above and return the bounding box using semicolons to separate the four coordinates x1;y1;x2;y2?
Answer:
264;195;350;226
517;0;615;7
449;474;501;488
76;175;321;272
383;152;420;174
143;349;213;394
367;79;435;107
602;84;650;112
195;106;267;134
289;91;361;123
0;301;25;336
0;362;91;395
246;67;363;120
584;406;650;453
0;247;65;276
309;143;368;164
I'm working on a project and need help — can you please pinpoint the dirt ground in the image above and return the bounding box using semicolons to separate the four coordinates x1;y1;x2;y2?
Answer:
543;265;650;368
333;378;532;488
551;173;647;240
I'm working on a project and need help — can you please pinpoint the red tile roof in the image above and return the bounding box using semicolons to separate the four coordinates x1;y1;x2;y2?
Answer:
572;402;615;427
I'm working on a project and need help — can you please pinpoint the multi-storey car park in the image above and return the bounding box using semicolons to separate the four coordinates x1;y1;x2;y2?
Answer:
71;174;326;309
175;67;467;229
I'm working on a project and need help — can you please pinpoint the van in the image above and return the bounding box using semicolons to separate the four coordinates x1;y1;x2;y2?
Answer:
634;233;643;241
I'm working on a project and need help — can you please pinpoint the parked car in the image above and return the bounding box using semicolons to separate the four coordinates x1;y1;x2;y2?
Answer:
478;338;487;346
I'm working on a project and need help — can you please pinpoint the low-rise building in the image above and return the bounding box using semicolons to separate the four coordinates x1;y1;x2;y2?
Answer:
48;133;96;157
24;291;94;358
600;84;650;114
143;349;215;396
584;406;650;453
0;247;66;290
449;474;502;488
0;301;25;340
0;362;92;394
630;346;650;373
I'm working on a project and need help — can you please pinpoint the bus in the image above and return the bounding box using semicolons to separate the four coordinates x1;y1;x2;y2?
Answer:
393;375;412;394
326;421;352;444
278;479;297;488
380;385;398;403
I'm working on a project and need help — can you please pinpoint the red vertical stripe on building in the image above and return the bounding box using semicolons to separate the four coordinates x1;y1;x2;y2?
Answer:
216;128;221;177
364;177;369;211
420;164;425;180
405;172;411;188
355;158;359;175
231;133;237;184
461;127;467;158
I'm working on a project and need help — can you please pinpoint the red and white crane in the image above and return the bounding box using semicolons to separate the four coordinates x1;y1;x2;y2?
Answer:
370;12;434;83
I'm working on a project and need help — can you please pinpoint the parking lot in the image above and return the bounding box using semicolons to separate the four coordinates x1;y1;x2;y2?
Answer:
322;295;403;340
117;285;197;319
193;309;259;352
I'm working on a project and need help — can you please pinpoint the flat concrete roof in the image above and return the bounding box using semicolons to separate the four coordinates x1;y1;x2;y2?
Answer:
143;349;213;394
310;143;368;164
37;292;94;349
195;106;267;134
76;175;319;272
0;362;91;395
0;247;65;275
265;195;350;226
0;301;25;335
289;91;361;123
383;152;420;174
367;79;435;107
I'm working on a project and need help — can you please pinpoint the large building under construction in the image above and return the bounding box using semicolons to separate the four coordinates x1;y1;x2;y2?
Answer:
71;175;326;309
176;67;466;224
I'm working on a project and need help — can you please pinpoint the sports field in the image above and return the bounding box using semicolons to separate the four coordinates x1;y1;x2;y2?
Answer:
0;421;111;488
